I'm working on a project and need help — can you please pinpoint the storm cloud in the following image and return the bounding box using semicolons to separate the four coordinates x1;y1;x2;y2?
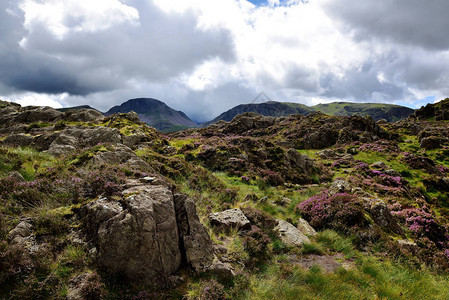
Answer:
1;0;448;122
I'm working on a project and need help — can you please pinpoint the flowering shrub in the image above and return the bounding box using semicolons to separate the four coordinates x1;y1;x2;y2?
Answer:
351;163;407;197
358;140;400;153
391;206;448;247
243;225;271;257
296;191;366;231
198;279;225;300
241;206;277;232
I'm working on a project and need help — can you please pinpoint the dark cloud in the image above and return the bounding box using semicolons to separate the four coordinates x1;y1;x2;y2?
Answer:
323;0;449;51
0;0;235;96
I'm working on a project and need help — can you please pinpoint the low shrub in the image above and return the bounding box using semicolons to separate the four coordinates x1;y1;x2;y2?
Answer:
296;191;366;232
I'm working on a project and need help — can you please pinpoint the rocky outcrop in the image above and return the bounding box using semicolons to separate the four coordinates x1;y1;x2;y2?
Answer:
284;148;314;174
209;208;251;231
80;184;214;286
275;219;310;246
89;144;150;170
362;198;404;236
64;109;104;123
174;194;214;272
222;113;277;135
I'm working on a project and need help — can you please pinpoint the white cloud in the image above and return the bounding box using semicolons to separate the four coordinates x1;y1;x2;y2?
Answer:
0;0;448;122
5;92;66;108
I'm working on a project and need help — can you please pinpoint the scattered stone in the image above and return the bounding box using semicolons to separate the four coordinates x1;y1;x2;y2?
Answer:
259;196;268;202
8;221;33;245
397;239;419;256
8;171;25;182
329;179;351;195
297;218;316;237
209;208;251;231
371;161;387;169
140;176;156;183
274;197;292;207
275;219;310;247
206;259;235;281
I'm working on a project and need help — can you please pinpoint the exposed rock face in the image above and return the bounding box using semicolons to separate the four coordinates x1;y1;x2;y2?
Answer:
362;198;404;236
275;219;310;246
80;184;214;285
284;148;314;174
64;109;104;122
174;194;214;272
90;144;151;170
209;208;251;231
222;113;277;135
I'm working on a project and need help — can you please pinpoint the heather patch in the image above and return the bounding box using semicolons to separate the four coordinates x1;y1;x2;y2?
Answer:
296;191;367;232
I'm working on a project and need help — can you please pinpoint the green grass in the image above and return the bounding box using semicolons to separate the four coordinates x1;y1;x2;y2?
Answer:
236;232;449;300
0;147;57;180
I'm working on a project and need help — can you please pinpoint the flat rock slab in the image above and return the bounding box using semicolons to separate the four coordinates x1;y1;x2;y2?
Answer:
275;219;310;246
209;208;251;231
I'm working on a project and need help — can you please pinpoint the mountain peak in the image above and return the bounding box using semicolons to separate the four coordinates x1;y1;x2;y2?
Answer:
105;98;196;132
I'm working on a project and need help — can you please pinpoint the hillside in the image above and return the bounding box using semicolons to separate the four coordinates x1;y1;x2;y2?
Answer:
56;105;100;113
105;98;197;132
1;99;449;298
204;101;314;126
205;101;414;125
312;102;415;122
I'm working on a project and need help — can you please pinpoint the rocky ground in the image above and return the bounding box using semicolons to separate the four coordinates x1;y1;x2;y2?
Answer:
0;98;449;299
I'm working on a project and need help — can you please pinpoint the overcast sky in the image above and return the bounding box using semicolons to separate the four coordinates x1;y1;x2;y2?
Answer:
1;0;448;122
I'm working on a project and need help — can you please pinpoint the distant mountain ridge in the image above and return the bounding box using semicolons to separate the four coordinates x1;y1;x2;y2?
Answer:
205;101;414;125
57;105;100;112
105;98;197;132
203;101;314;126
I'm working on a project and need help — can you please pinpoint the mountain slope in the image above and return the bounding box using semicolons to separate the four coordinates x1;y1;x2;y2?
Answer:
312;102;415;122
205;101;414;125
203;101;314;126
57;105;100;113
105;98;196;132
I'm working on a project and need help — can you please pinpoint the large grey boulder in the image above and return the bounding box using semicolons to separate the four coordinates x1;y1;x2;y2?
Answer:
275;219;310;246
209;208;251;231
81;184;215;285
96;185;181;285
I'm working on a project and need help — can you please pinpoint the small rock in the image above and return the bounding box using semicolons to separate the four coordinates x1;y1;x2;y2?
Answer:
329;179;351;195
8;171;25;182
371;161;386;169
274;197;292;207
140;176;156;183
259;196;268;202
297;218;316;237
275;219;310;247
209;208;251;231
206;259;235;281
397;239;419;255
8;221;32;244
